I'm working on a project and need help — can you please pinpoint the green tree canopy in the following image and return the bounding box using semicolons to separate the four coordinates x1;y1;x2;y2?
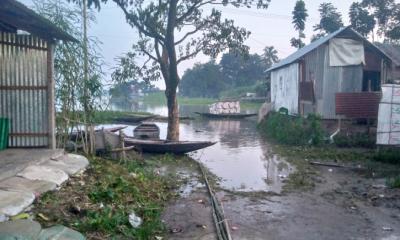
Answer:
349;2;376;37
291;0;308;49
180;61;223;98
313;2;344;39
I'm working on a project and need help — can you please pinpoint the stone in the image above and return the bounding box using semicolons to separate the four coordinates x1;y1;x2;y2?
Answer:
0;190;35;216
38;225;86;240
0;177;57;195
42;154;89;176
17;165;68;186
0;219;41;239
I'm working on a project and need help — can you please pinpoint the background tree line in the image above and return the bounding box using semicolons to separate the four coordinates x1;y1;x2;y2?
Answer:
291;0;400;47
179;47;279;99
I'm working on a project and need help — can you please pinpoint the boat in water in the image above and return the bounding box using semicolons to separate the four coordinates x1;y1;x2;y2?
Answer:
124;138;216;154
195;100;257;119
194;112;257;119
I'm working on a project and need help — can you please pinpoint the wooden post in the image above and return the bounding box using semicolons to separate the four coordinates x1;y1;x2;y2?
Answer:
47;43;56;149
119;130;126;161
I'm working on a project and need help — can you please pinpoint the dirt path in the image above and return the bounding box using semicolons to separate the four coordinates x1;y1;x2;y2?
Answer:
162;161;400;240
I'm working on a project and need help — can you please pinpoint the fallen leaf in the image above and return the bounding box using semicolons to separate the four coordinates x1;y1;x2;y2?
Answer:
11;213;30;220
38;213;49;221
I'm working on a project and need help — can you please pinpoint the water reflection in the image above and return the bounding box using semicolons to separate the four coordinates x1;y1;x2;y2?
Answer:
101;104;293;193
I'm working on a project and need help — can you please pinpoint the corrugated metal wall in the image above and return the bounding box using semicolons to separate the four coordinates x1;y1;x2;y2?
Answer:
0;32;49;147
270;63;299;115
303;45;326;115
322;44;363;119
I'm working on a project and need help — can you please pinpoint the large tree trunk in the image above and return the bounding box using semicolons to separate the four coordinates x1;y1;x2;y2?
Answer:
165;86;179;140
165;0;180;141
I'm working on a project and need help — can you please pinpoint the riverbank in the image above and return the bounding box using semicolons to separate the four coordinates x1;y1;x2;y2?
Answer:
31;153;198;239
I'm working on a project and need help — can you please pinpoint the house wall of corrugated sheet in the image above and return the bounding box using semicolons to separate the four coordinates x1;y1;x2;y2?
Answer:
322;44;363;119
270;63;299;115
303;44;326;115
0;32;49;147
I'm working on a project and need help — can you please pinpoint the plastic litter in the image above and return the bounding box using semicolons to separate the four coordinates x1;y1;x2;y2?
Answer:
128;212;142;228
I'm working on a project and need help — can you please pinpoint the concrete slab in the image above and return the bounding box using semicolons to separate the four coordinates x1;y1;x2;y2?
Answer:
0;149;64;182
0;177;57;195
42;154;89;175
17;165;68;186
0;190;35;216
0;219;41;239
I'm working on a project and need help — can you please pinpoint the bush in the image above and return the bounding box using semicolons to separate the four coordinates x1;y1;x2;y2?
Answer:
373;148;400;165
333;133;376;148
386;176;400;188
258;112;324;146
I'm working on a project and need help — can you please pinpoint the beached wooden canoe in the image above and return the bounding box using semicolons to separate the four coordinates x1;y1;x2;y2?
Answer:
124;138;216;154
194;112;257;119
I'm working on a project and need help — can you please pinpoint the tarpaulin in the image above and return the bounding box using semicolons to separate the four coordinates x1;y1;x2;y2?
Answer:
329;38;365;67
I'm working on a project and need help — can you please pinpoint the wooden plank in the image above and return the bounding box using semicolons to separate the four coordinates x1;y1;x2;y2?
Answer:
47;44;56;149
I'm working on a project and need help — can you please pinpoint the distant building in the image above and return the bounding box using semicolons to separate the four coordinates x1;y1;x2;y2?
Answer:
374;43;400;83
0;0;75;148
266;27;398;120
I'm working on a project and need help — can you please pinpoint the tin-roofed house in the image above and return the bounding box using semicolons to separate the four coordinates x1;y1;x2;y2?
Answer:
0;0;76;149
374;43;400;83
266;27;396;120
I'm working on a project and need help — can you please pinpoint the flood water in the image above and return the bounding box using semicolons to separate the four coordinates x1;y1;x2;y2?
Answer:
104;104;293;193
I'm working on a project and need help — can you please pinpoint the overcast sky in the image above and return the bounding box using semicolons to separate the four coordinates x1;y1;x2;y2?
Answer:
20;0;394;89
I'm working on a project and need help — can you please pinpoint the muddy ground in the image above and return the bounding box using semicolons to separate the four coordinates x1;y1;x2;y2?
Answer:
162;159;400;240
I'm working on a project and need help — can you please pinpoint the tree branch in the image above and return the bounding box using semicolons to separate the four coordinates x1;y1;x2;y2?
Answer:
112;0;165;41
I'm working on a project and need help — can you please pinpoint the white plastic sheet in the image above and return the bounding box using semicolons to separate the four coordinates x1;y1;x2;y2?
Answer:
377;84;400;145
329;38;365;67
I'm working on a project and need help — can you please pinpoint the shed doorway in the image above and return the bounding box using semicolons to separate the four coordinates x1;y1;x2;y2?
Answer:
362;71;381;92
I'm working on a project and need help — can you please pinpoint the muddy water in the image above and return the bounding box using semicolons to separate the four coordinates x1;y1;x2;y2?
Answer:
102;104;293;193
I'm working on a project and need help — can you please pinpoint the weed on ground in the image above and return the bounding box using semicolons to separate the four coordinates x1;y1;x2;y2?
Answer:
33;154;189;239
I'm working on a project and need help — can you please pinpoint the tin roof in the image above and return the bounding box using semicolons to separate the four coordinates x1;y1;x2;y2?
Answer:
0;0;77;42
374;43;400;67
267;27;391;72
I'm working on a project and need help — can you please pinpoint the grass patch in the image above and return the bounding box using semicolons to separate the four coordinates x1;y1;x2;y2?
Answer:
333;133;376;149
33;154;186;239
386;176;400;188
142;92;215;106
258;112;324;146
373;148;400;165
91;111;153;124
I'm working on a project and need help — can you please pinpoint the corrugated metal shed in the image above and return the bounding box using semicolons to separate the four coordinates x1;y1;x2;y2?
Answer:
0;0;75;148
267;27;392;73
0;0;76;42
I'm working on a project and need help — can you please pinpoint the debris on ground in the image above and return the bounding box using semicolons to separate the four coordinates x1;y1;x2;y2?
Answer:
128;211;142;228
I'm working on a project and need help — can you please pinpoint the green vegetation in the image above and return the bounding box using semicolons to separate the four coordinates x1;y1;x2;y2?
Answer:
180;50;279;99
143;91;215;106
56;111;153;125
386;176;400;188
373;148;400;165
33;154;193;239
333;133;376;149
258;112;324;146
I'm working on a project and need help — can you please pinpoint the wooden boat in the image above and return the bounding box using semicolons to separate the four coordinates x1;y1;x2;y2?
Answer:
113;115;156;123
194;112;257;119
124;137;216;154
69;125;127;141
